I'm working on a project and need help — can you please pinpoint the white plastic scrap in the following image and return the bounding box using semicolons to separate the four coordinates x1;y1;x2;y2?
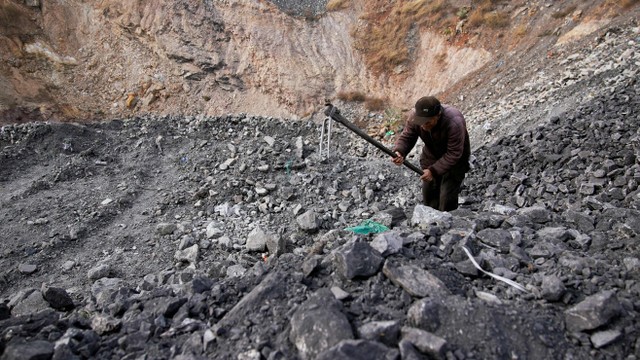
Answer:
461;246;528;292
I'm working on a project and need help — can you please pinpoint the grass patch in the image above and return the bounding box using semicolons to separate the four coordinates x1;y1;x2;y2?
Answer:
484;11;510;28
620;0;639;8
456;6;470;20
326;0;349;11
466;0;503;28
365;97;386;111
337;90;366;102
399;0;445;19
352;0;454;74
336;91;387;111
382;107;404;133
466;9;485;28
514;24;527;37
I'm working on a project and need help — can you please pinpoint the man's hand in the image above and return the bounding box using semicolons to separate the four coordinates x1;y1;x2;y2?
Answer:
421;169;434;182
392;151;404;166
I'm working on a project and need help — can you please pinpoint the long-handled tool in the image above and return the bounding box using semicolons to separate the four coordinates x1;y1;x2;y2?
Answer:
323;102;423;176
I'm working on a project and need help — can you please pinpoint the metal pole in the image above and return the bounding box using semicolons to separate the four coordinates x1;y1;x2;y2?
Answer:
324;103;423;176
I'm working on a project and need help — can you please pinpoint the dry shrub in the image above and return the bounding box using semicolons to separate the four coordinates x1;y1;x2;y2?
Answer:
435;51;447;67
551;5;577;19
484;11;509;28
326;0;349;11
598;0;638;16
466;9;485;28
337;91;366;102
426;0;447;15
352;0;452;74
365;97;385;111
400;0;445;18
620;0;639;8
604;0;639;9
466;0;501;28
514;24;527;37
399;0;427;14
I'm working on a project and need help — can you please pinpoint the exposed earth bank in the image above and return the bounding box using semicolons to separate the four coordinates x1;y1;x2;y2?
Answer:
1;26;639;357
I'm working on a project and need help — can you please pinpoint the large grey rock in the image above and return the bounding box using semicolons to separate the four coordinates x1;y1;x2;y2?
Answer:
475;228;512;253
87;264;113;281
565;290;621;332
178;235;196;250
316;340;396;360
218;272;287;330
541;275;566;302
517;206;552;224
296;210;320;232
330;286;350;301
601;208;640;235
246;226;273;251
10;289;50;316
590;329;622;349
237;349;261;360
398;339;424;360
226;264;246;278
266;232;287;257
143;296;187;318
411;205;452;229
41;285;75;311
302;255;321;277
454;259;479;277
623;257;640;272
407;298;442;332
333;242;383;280
1;340;54;360
401;326;447;360
562;210;595;233
290;289;354;360
371;207;407;227
91;278;124;309
18;263;37;274
370;231;403;256
536;227;571;242
156;222;177;235
91;314;122;335
357;320;400;346
382;261;450;298
206;221;225;239
174;244;199;265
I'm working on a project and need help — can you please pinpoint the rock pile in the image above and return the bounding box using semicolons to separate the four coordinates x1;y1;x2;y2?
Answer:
463;23;640;149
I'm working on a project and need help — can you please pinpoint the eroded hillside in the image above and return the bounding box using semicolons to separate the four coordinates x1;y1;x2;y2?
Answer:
1;0;637;135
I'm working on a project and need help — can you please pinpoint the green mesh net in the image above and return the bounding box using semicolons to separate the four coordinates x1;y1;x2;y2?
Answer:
344;219;389;234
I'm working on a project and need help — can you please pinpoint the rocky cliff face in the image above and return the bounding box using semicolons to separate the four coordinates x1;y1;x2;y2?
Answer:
2;0;627;132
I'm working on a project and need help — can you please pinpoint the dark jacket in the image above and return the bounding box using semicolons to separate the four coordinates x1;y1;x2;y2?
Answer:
394;105;470;176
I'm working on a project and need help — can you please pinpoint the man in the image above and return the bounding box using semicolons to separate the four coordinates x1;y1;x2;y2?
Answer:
392;96;470;211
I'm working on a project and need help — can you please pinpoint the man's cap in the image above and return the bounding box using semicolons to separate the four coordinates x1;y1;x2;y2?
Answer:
412;96;441;126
